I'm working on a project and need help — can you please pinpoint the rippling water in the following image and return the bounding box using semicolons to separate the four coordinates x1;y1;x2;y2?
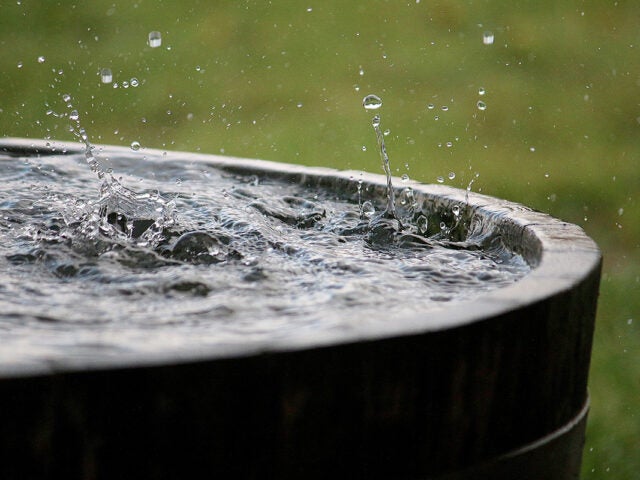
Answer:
0;147;529;367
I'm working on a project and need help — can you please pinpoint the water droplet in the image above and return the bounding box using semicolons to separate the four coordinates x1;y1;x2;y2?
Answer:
37;55;45;63
362;145;367;152
296;102;303;108
439;221;447;230
130;141;141;151
483;31;494;45
362;94;383;110
628;318;634;325
372;115;381;127
17;61;23;69
478;87;486;96
416;215;428;234
441;105;449;111
100;68;113;84
383;129;390;136
306;7;313;12
122;81;130;89
436;176;444;183
148;31;162;48
62;93;72;103
618;208;624;216
69;110;79;121
477;100;487;111
446;141;453;148
359;67;365;76
362;200;375;218
401;174;410;182
130;77;139;87
448;172;456;180
427;103;435;110
529;146;536;152
452;205;460;217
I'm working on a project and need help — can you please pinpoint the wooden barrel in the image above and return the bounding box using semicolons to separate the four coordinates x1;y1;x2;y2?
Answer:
0;139;601;479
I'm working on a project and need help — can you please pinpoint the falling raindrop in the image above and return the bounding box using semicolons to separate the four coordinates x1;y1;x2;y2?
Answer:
483;31;494;45
100;68;113;84
148;31;162;48
362;94;383;110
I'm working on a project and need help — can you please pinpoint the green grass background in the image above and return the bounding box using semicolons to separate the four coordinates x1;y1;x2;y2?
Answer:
1;1;638;477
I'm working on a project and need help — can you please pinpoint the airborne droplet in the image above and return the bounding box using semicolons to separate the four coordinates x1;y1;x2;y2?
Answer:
100;68;113;84
362;94;383;110
483;31;494;45
148;31;162;48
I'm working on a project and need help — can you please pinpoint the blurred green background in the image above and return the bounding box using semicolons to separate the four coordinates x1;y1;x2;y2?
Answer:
1;0;638;477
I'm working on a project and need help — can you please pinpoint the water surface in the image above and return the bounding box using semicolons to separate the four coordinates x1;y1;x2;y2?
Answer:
0;148;529;367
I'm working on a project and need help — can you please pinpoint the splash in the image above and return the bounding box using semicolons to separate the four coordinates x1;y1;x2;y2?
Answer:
60;93;176;245
362;94;401;227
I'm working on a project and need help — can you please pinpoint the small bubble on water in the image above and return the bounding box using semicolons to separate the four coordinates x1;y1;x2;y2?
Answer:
37;55;45;63
483;31;494;45
478;87;486;95
100;68;113;84
130;141;141;151
448;172;456;180
362;94;383;110
148;31;162;48
436;176;444;183
477;100;487;111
